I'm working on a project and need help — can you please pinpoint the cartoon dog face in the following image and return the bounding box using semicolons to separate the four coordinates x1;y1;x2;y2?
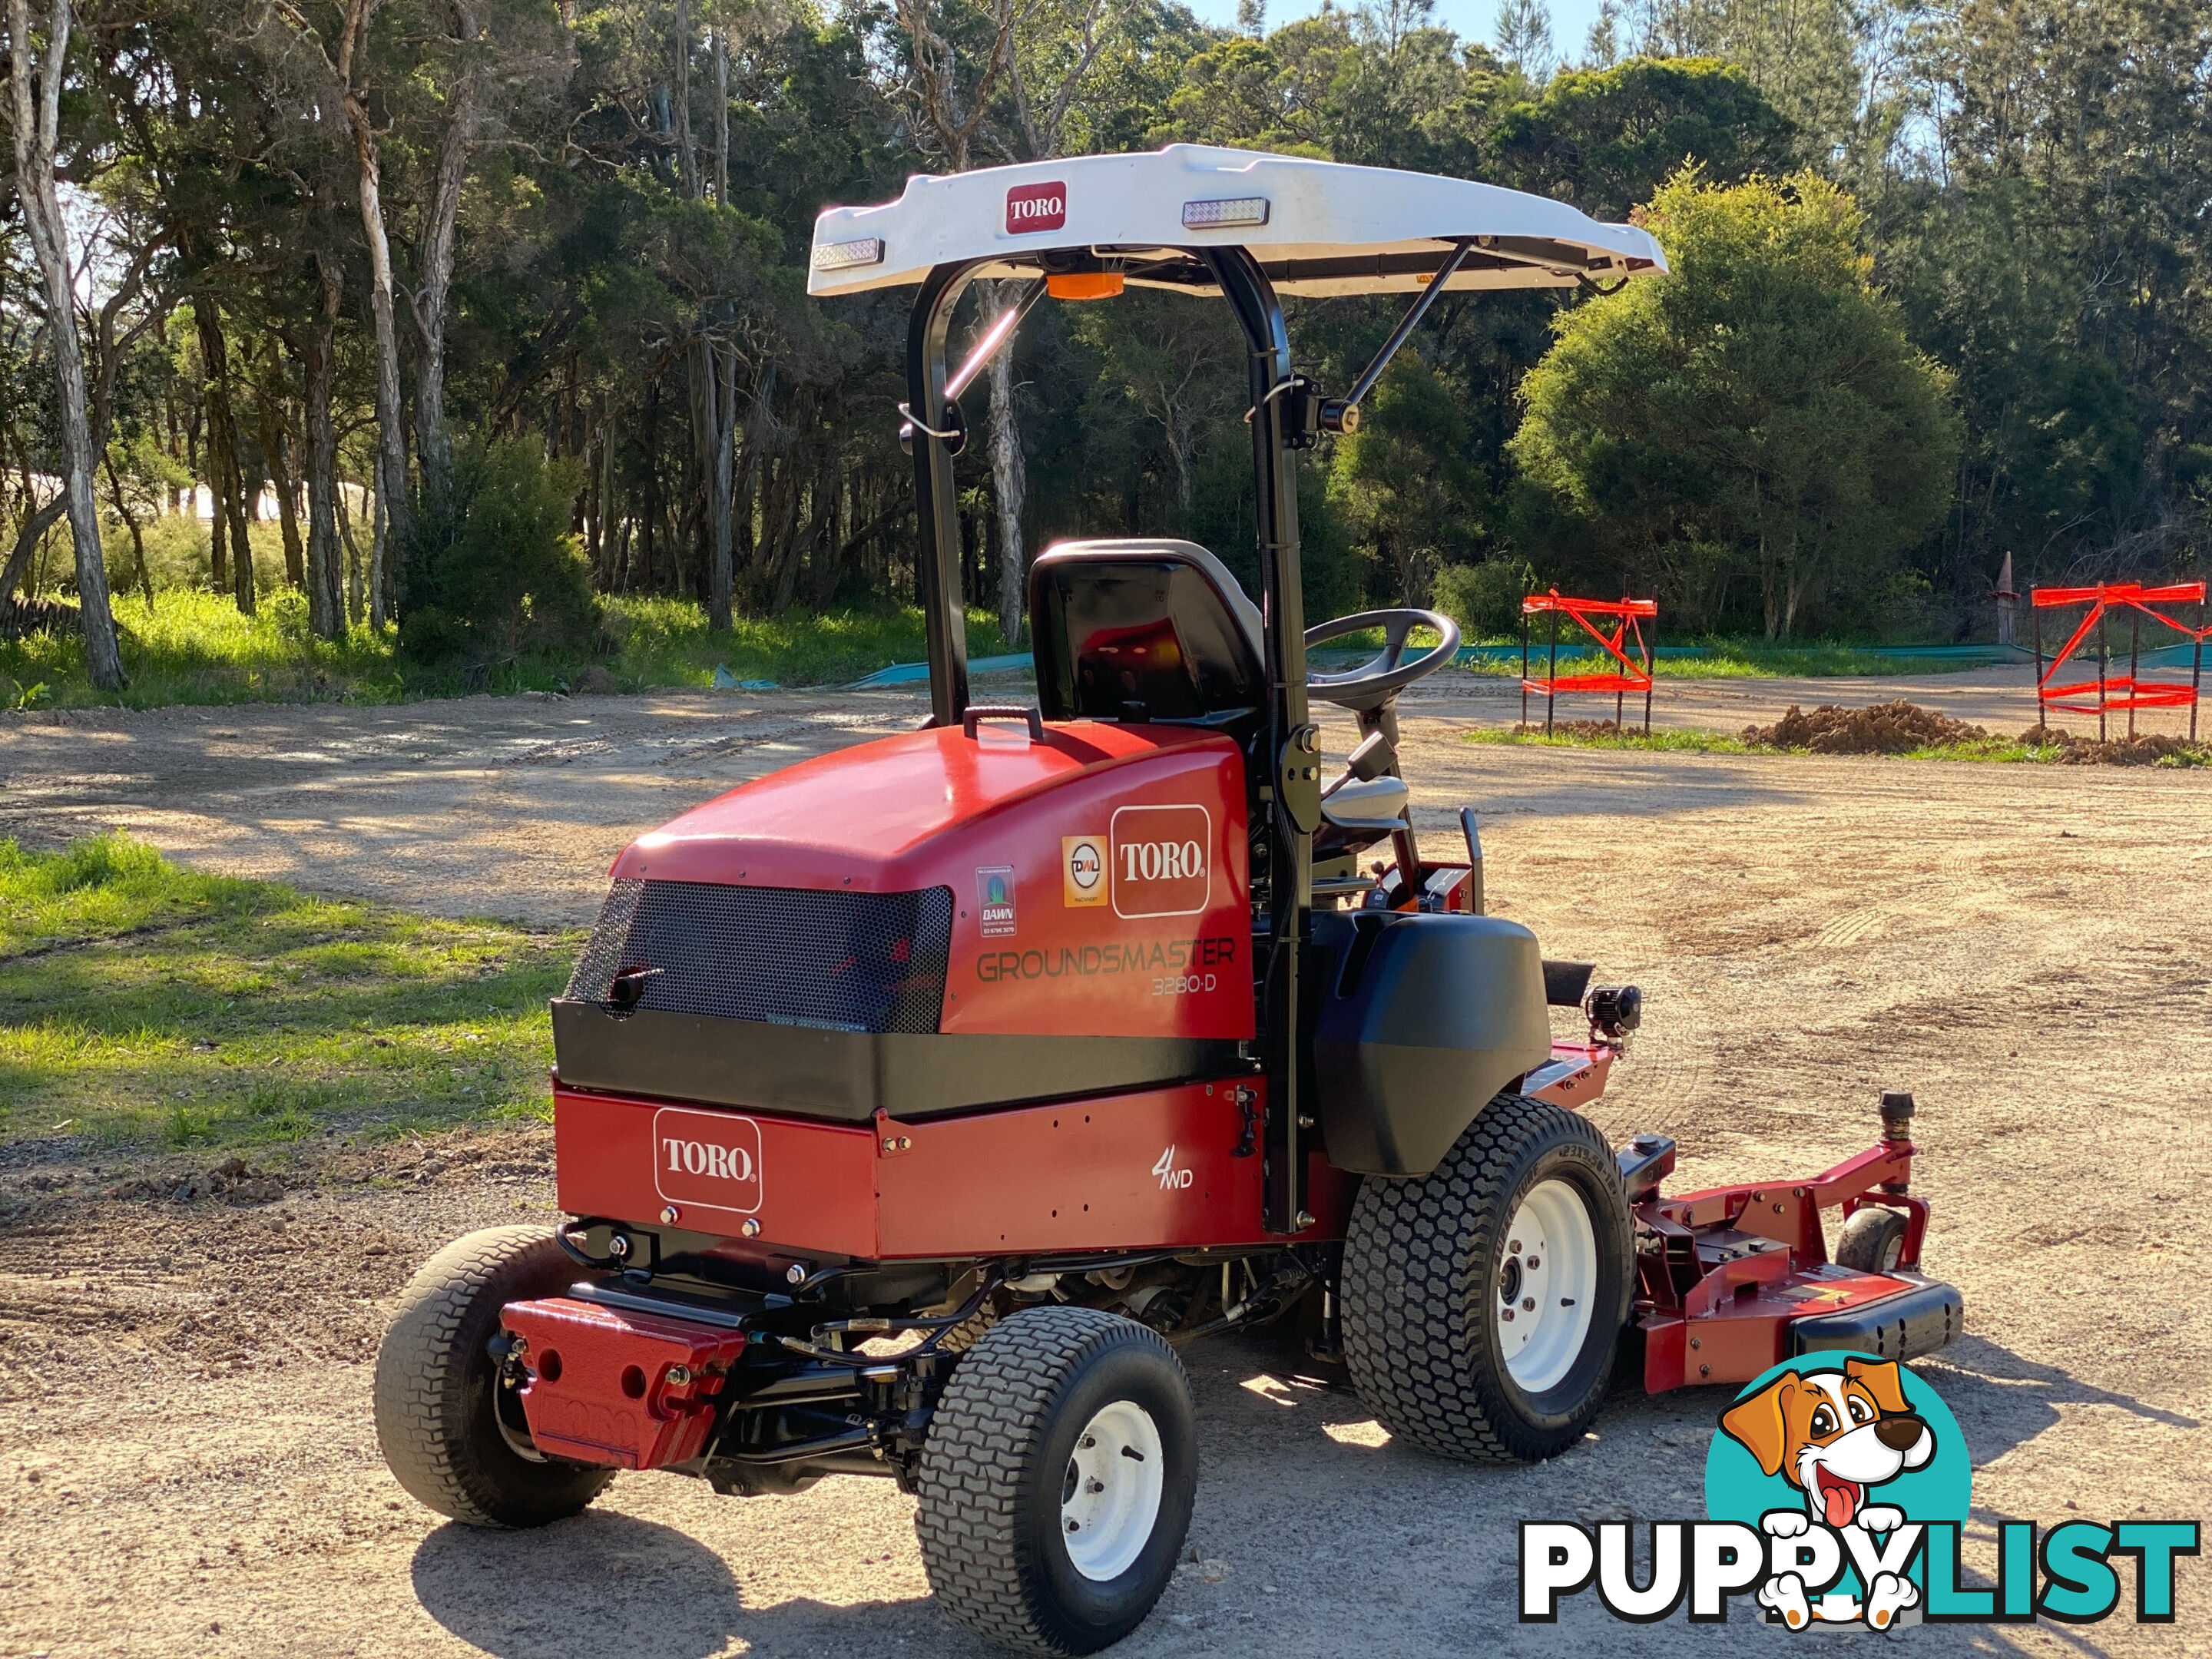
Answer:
1720;1358;1934;1528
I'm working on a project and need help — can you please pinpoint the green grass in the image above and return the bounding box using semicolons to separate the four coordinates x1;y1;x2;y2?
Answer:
1465;724;1762;754
0;834;578;1153
1896;737;2207;766
1458;642;1977;678
0;586;1012;711
1466;725;2210;765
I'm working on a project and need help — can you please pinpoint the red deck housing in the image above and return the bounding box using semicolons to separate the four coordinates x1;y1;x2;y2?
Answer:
1635;1132;1933;1389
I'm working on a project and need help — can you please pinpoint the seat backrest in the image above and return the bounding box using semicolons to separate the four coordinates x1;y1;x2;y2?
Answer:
1028;539;1267;724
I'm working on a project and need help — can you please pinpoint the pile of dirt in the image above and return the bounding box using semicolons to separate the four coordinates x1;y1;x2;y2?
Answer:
2018;725;2208;766
1741;700;1988;753
159;1157;285;1205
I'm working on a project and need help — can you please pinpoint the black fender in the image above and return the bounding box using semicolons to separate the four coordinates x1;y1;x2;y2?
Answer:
1310;912;1553;1176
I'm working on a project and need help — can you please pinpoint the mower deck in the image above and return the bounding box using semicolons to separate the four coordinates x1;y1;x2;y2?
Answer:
1621;1108;1962;1390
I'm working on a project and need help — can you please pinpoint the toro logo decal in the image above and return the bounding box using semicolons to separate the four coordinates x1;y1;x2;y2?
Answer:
1005;181;1066;234
1111;803;1211;919
652;1107;763;1215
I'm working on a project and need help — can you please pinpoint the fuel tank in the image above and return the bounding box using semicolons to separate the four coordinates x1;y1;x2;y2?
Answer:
551;719;1252;1123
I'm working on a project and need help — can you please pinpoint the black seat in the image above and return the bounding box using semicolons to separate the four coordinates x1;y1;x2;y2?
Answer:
1028;539;1267;725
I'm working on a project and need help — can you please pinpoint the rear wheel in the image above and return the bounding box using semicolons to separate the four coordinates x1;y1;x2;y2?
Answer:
916;1306;1197;1654
373;1226;614;1528
1341;1094;1633;1463
1833;1205;1909;1273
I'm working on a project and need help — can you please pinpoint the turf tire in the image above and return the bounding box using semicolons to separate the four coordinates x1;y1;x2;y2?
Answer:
1341;1093;1633;1464
373;1225;614;1528
1833;1205;1909;1273
916;1306;1197;1654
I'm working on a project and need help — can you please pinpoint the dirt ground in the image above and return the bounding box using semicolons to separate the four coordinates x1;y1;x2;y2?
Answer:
3;675;2210;1657
0;662;2102;926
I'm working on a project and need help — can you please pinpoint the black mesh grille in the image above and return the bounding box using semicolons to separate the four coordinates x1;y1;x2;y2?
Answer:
565;879;953;1035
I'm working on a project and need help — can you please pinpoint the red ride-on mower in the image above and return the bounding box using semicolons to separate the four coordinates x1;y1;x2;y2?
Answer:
375;147;1962;1654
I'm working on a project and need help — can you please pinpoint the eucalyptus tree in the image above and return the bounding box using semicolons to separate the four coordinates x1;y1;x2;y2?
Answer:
4;0;127;684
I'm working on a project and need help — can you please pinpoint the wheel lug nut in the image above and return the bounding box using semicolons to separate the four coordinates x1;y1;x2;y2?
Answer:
1522;1297;1535;1312
1509;1240;1522;1253
1502;1309;1515;1322
1086;1479;1104;1494
1526;1256;1540;1269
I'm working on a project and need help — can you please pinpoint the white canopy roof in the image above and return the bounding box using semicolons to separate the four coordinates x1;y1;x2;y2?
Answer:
807;144;1665;300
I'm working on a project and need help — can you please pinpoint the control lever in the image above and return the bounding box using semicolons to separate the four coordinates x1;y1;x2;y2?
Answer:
1322;730;1396;799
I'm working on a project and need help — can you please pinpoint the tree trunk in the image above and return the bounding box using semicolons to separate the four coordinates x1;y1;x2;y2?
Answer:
368;482;388;626
336;472;365;626
193;300;256;613
704;341;737;630
256;373;306;588
987;331;1025;646
0;495;68;608
300;259;346;638
595;422;618;586
101;452;154;604
410;0;479;522
345;97;412;621
8;0;126;686
674;0;697;194
711;25;729;204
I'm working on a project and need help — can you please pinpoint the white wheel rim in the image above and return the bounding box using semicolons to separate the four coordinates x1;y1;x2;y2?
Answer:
1058;1400;1164;1582
1495;1179;1599;1394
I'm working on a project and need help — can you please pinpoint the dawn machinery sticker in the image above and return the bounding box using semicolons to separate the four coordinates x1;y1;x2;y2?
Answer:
975;865;1017;936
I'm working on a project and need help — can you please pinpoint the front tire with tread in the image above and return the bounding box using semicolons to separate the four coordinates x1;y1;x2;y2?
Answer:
1341;1094;1634;1464
373;1225;614;1528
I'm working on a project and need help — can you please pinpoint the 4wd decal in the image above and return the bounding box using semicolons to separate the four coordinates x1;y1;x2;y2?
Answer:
651;1106;763;1215
1111;803;1212;919
1005;181;1066;233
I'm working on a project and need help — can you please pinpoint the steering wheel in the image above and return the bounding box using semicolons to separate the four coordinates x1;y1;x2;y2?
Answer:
1305;608;1461;711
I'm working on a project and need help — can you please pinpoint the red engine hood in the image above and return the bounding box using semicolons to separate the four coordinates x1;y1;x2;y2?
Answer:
618;722;1229;891
613;720;1253;1040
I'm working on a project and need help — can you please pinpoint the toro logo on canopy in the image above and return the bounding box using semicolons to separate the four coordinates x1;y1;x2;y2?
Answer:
1111;803;1211;919
1005;182;1066;234
652;1107;762;1215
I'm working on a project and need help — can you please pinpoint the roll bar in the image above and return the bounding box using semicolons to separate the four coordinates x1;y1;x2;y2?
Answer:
902;247;1318;1232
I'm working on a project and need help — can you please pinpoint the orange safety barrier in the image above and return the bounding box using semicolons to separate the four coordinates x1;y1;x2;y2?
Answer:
1521;590;1659;733
2031;581;2207;741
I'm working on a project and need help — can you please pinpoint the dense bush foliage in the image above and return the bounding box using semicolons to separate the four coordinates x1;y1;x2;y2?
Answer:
397;442;600;669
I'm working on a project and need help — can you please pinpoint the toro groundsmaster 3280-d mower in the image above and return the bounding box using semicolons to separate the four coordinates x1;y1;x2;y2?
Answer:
375;146;1963;1654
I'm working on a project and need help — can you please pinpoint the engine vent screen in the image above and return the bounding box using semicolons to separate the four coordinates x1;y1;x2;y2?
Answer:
565;879;954;1035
